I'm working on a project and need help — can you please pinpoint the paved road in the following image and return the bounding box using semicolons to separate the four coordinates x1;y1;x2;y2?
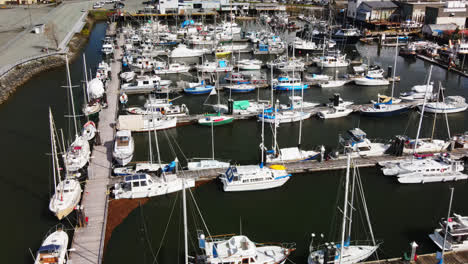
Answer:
0;0;96;70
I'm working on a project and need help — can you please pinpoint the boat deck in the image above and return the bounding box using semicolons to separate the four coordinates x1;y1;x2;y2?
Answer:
363;249;468;264
69;23;121;264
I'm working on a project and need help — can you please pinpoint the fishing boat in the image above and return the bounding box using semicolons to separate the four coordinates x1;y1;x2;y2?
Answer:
308;150;379;264
113;130;134;166
304;73;330;83
318;106;353;119
153;63;190;74
316;55;349;68
279;96;320;110
196;60;233;73
429;213;468;251
184;84;215;95
319;79;347;88
34;227;69;264
198;113;234;126
353;75;390;86
332;27;361;44
236;59;263;70
273;77;309;91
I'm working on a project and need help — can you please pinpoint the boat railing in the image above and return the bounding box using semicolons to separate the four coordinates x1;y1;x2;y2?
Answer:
312;239;381;251
255;241;296;250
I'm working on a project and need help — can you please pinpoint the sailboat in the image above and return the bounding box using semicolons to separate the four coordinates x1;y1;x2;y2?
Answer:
187;120;230;170
82;55;103;117
48;109;82;220
308;150;379;264
34;226;69;264
62;55;91;173
198;78;234;126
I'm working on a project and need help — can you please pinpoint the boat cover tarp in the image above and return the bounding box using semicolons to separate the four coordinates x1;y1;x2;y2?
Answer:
233;100;250;110
117;115;144;131
38;244;61;253
88;78;105;99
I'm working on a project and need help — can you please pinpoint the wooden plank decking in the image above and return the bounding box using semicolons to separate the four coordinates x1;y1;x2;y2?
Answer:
69;23;121;264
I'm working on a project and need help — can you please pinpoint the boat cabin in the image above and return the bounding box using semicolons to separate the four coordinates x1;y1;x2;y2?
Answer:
120;174;154;192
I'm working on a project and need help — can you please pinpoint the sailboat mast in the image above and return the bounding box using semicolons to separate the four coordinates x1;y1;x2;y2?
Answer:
274;100;278;153
441;187;454;262
211;121;215;160
347;165;357;242
82;54;89;104
339;151;351;264
298;74;303;148
261;104;265;168
148;103;153;164
430;82;441;141
49;108;58;200
412;65;433;159
65;55;79;137
390;37;398;99
182;175;189;264
270;64;274;104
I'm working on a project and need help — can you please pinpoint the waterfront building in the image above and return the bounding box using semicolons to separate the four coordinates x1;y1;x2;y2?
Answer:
425;1;468;28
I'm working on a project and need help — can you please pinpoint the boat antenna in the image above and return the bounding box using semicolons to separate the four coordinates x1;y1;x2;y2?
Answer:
390;37;398;99
440;187;454;264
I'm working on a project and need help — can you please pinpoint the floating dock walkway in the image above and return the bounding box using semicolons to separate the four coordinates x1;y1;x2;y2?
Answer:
362;249;468;264
69;23;122;264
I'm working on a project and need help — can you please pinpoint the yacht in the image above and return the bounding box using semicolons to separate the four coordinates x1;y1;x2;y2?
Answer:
184;84;215;95
354;76;390;86
34;227;69;264
112;173;195;199
113;130;134;166
429;213;468;251
224;83;256;93
117;114;177;132
101;42;113;55
360;101;410;117
340;128;390;157
219;165;291;192
236;59;263;70
196;60;233;73
258;110;311;124
197;233;295;264
120;71;136;82
319;79;348;88
400;83;434;101
304;73;330;83
266;147;318;163
279;96;320;110
332;28;361;44
318;105;353;119
121;75;172;94
277;59;305;72
49;179;82;220
170;44;205;58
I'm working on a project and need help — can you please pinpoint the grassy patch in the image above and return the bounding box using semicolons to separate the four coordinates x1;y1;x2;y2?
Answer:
89;10;109;21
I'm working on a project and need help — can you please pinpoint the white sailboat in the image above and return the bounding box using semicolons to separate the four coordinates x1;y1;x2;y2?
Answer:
48;109;82;220
308;151;379;264
34;226;69;264
63;56;90;172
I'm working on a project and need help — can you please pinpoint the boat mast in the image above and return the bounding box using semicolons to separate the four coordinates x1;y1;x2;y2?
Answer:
339;150;351;264
82;54;89;104
346;164;357;244
270;64;274;105
65;55;79;137
274;99;279;154
49;108;59;201
211;120;215;160
182;170;188;264
148;102;153;164
441;187;454;264
412;65;433;159
298;74;303;148
430;82;441;141
390;37;398;99
261;103;265;168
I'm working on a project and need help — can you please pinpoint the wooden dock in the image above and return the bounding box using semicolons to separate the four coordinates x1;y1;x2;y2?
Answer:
363;249;468;264
69;23;121;264
416;54;468;78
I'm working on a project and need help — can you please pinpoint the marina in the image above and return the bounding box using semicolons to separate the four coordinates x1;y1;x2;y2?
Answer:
1;1;468;264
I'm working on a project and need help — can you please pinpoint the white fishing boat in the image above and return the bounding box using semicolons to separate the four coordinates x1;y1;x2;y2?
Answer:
319;79;348;88
34;227;69;264
170;44;205;58
153;63;190;74
316;55;349;68
219;164;291;192
113;173;195;199
279;96;320;110
318;106;353;119
224;83;256;93
429;213;468;251
113;130;134;166
308;151;379;264
117;114;177;132
196;60;233;73
420;96;468;114
354;76;390;86
197;234;295;264
236;59;263;70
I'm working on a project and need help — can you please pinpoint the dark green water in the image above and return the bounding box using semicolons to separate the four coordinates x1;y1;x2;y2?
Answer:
1;22;468;264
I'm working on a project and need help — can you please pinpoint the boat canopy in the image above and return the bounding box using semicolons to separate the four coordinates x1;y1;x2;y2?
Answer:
233;100;250;110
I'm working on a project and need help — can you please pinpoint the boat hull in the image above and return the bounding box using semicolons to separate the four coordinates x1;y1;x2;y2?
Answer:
198;116;234;126
397;172;468;184
222;176;290;192
360;106;410;117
